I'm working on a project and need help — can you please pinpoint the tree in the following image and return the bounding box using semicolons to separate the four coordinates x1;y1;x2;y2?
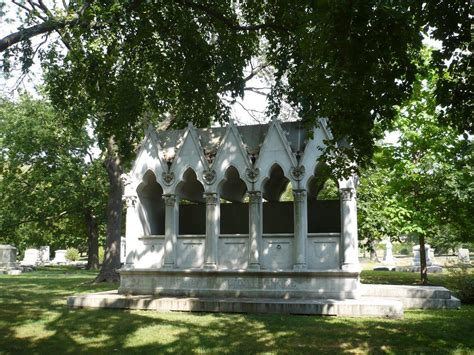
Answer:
0;1;470;281
358;51;473;283
0;94;107;269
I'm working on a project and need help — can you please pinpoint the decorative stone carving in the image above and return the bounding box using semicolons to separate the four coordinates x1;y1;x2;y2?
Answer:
340;188;356;201
204;193;219;205
248;191;262;204
162;171;175;186
245;167;260;183
123;195;137;208
290;165;305;181
120;173;133;186
163;194;177;207
203;169;217;185
292;189;307;202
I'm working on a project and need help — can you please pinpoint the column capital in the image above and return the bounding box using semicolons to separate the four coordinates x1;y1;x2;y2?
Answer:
162;194;178;206
292;189;307;202
204;192;219;205
340;187;356;201
248;191;262;204
123;195;137;208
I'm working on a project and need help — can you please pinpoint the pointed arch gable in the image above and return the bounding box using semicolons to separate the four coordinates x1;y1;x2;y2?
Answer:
298;120;332;189
212;123;252;190
171;124;209;188
131;130;166;189
255;120;297;190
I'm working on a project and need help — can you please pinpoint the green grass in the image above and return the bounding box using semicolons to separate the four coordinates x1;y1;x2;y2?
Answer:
1;267;473;354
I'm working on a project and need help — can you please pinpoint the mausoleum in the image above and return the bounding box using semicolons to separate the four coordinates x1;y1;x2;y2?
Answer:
119;119;360;299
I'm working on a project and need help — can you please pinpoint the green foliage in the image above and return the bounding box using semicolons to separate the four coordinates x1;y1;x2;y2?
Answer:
65;247;80;262
448;266;474;304
0;95;108;252
358;50;473;249
98;246;105;264
2;1;471;171
317;179;339;200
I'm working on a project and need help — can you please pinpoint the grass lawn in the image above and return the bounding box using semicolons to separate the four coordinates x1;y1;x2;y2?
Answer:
1;267;473;354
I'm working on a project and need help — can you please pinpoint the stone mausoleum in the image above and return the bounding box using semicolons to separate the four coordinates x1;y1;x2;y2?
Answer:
118;118;360;299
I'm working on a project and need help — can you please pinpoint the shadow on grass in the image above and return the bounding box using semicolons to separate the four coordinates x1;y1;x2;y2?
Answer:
1;267;473;354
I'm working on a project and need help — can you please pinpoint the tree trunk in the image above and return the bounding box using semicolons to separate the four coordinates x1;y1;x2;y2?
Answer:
419;233;428;285
84;207;99;270
94;142;123;283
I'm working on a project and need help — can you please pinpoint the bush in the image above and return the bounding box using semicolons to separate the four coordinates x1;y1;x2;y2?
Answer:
446;264;474;304
65;247;80;262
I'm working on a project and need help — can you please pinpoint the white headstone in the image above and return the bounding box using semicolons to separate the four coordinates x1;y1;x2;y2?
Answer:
39;246;50;263
383;238;396;264
458;248;470;263
53;250;67;264
412;244;435;266
20;248;40;266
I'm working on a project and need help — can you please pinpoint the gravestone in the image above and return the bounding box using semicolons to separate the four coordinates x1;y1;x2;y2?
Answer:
0;245;19;268
373;238;397;271
39;246;50;263
412;244;435;266
0;245;22;274
458;248;470;263
53;250;67;264
20;248;40;266
383;238;395;264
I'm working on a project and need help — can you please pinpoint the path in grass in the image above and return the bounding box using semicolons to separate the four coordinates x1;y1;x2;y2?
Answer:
1;267;473;354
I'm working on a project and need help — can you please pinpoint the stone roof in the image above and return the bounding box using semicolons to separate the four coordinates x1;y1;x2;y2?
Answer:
154;120;308;161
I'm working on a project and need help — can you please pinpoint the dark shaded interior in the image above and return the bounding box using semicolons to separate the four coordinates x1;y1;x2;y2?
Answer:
137;171;165;235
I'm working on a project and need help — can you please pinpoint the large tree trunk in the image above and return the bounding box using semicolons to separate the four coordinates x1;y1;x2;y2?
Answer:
94;142;123;283
84;207;99;270
419;233;428;285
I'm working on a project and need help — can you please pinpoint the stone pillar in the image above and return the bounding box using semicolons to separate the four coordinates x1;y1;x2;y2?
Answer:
340;187;360;271
163;194;179;269
248;191;263;269
124;195;138;266
293;189;307;270
204;192;220;269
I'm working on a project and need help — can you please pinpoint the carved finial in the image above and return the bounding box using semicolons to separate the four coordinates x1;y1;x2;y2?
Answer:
187;121;194;128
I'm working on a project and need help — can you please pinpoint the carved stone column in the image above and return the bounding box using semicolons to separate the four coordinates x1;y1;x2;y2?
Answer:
293;189;307;270
204;192;220;269
163;194;179;269
340;187;360;271
123;195;138;266
248;191;262;269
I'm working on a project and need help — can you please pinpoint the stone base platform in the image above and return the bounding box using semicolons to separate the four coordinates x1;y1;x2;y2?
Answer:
118;268;361;300
67;291;403;318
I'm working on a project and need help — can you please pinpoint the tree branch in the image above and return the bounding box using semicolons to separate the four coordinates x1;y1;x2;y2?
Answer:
0;19;68;52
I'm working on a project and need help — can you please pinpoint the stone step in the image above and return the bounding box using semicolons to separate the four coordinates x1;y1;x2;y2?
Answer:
361;284;452;300
361;284;461;309
392;296;461;309
67;291;404;319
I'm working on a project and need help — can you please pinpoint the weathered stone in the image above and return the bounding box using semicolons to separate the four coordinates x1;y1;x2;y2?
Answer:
39;246;50;263
458;248;470;263
412;244;435;266
20;248;40;266
0;245;21;274
53;249;67;264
